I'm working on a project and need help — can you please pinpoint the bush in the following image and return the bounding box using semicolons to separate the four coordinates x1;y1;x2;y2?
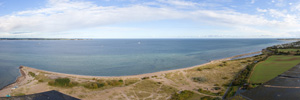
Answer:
192;77;207;83
28;72;36;77
222;77;228;80
106;80;123;86
198;88;221;96
214;87;221;90
200;96;221;100
48;78;77;87
84;82;105;89
38;80;44;82
84;79;123;89
170;90;194;100
197;68;202;71
141;77;150;80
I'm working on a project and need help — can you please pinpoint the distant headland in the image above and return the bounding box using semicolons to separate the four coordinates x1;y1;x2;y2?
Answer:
277;38;300;41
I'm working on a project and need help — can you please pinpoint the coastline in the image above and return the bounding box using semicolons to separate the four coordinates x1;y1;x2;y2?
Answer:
0;51;261;91
0;51;263;99
22;51;261;78
0;66;26;92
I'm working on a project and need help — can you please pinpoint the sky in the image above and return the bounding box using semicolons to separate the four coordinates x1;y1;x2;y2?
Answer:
0;0;300;38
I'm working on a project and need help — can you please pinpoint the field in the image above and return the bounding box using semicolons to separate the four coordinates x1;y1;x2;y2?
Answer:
249;55;300;83
277;49;300;52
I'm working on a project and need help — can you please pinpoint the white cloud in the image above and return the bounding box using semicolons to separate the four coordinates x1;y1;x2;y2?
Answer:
257;8;267;12
251;0;255;4
268;9;285;18
0;0;299;38
157;0;198;7
291;3;300;11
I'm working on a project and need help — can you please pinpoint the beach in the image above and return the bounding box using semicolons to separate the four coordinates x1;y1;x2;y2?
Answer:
0;51;261;99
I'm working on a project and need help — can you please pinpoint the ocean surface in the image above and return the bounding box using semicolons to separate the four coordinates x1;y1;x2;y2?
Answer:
0;39;292;89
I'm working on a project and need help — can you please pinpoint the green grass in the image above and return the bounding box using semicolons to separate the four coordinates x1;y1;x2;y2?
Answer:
278;49;300;52
249;55;300;83
13;93;26;96
28;72;36;77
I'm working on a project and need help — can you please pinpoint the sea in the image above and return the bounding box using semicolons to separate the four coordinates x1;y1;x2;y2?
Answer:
0;39;293;89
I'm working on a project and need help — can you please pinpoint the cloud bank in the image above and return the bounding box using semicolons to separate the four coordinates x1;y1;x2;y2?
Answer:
0;0;300;38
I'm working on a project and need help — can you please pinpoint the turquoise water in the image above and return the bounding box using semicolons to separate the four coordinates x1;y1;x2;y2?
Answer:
0;39;291;89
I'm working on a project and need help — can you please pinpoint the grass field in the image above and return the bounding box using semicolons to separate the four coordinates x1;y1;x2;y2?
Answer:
278;49;300;52
249;55;300;83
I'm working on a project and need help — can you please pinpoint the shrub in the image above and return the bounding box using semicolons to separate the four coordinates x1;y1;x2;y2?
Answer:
48;78;77;87
197;68;202;71
28;72;36;77
200;96;222;100
222;77;228;80
198;88;222;96
84;82;105;89
106;80;123;86
55;78;70;86
38;80;44;82
192;77;207;83
214;87;221;90
170;90;194;100
141;77;150;80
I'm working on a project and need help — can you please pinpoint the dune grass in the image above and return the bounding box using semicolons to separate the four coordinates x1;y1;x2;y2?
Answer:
125;80;178;99
249;55;300;83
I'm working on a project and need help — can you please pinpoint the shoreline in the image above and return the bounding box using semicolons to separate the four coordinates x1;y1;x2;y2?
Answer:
0;66;26;92
0;51;262;98
23;51;261;78
0;51;261;92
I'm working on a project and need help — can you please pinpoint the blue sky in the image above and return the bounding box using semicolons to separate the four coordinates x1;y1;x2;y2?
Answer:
0;0;299;38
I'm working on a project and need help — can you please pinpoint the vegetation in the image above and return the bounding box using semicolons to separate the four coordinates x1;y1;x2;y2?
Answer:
124;79;139;86
141;77;150;80
223;54;268;99
170;90;194;100
28;72;36;77
200;96;222;100
84;79;123;89
125;80;177;99
13;93;26;96
48;78;78;87
192;77;207;83
249;55;300;83
198;88;223;96
224;41;300;99
84;82;105;89
224;86;239;98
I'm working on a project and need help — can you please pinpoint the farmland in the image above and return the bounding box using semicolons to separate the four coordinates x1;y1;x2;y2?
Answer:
249;55;300;83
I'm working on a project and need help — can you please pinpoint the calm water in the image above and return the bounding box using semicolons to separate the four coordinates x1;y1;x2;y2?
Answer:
0;39;291;89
